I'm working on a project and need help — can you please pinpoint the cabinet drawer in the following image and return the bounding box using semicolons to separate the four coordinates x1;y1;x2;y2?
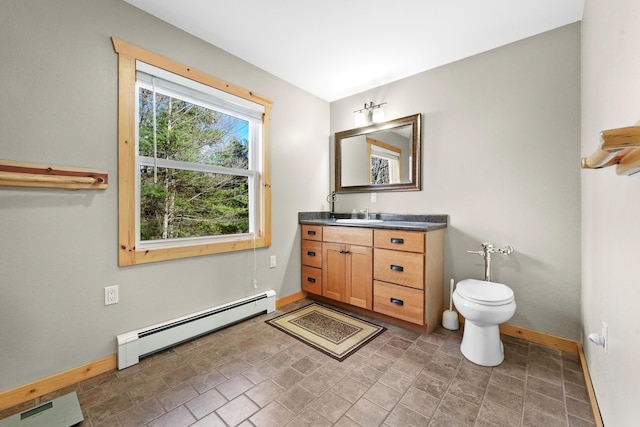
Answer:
323;226;373;246
302;266;322;295
374;248;424;289
301;240;322;268
302;225;322;241
374;229;424;253
373;280;424;325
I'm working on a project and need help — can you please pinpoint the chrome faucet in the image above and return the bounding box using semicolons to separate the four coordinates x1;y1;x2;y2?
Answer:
467;242;514;281
361;207;369;220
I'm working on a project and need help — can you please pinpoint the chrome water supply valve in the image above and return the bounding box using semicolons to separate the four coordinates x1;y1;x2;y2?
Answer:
467;242;514;281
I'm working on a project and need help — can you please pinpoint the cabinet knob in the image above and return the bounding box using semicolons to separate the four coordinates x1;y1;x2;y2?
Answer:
390;238;405;244
390;264;404;272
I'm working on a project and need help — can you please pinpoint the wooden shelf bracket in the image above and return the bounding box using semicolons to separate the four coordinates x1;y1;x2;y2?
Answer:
0;159;108;190
581;124;640;175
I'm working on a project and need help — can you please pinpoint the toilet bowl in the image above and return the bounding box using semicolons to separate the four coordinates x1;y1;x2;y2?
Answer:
452;279;516;366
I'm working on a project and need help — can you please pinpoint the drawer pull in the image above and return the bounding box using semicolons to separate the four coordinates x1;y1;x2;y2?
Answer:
307;251;316;257
307;277;316;283
339;250;350;254
390;297;404;305
307;230;316;236
390;264;404;272
390;238;405;244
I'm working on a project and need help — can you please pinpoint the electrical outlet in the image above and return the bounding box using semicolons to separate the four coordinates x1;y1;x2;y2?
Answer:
105;285;119;305
371;193;377;203
269;255;276;268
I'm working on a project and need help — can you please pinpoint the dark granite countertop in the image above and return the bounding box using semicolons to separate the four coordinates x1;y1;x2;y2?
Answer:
298;212;448;232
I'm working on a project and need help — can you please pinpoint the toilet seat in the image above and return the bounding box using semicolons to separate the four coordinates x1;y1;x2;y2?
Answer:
456;279;514;306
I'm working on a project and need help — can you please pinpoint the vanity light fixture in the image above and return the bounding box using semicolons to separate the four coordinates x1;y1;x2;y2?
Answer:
354;101;386;126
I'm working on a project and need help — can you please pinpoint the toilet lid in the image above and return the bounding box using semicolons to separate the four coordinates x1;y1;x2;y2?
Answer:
456;279;514;305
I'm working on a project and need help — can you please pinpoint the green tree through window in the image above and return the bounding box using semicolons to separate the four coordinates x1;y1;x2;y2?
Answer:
137;88;251;241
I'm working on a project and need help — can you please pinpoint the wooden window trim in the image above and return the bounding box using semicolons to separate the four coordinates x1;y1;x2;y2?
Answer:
112;37;272;266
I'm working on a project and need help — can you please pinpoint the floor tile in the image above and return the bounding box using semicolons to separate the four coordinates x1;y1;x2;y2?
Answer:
362;382;402;411
308;391;352;423
384;403;429;427
344;397;389;427
185;388;227;419
216;394;259;426
244;379;284;407
276;384;316;414
249;401;295;427
147;405;196;427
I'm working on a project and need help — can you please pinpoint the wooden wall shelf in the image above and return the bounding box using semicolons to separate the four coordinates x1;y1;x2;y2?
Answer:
581;125;640;175
0;160;108;190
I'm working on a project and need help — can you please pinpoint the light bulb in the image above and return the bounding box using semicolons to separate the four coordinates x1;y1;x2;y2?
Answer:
372;106;385;123
354;111;367;127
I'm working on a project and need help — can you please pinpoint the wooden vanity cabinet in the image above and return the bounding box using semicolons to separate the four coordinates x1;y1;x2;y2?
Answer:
300;223;444;332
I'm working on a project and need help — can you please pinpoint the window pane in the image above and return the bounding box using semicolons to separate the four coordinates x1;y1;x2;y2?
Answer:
139;166;249;241
138;88;249;169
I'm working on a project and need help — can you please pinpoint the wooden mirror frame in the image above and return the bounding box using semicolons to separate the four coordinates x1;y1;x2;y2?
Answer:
335;113;421;193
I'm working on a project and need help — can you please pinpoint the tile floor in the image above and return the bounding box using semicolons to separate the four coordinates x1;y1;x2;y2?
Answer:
0;299;597;426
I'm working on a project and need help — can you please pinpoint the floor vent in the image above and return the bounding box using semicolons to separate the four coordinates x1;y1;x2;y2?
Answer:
116;290;276;369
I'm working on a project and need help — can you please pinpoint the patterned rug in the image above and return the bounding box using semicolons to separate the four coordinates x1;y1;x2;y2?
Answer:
266;303;386;361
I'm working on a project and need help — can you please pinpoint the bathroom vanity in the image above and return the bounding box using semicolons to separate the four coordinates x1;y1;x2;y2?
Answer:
299;212;447;333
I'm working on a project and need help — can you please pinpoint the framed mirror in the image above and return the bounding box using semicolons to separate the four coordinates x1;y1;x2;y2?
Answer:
335;113;421;193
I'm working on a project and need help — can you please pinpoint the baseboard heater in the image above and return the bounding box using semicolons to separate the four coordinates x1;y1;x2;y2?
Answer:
117;290;276;369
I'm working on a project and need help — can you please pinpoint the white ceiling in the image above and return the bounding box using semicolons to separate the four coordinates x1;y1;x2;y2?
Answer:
124;0;584;102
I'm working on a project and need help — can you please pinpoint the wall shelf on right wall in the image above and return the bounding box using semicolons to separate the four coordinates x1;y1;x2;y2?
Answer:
581;124;640;175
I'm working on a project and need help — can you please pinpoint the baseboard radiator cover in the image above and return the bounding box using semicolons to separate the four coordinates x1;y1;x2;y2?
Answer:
117;290;276;369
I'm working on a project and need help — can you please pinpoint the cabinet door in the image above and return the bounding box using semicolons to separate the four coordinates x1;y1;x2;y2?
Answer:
346;245;373;309
322;242;346;301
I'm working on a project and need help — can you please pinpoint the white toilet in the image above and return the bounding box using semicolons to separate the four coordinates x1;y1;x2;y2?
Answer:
452;279;516;366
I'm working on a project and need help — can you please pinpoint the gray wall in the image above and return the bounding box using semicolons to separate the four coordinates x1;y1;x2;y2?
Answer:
581;1;640;425
330;24;582;341
0;0;329;391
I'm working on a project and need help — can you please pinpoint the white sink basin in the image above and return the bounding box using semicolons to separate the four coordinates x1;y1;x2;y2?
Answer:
336;218;384;224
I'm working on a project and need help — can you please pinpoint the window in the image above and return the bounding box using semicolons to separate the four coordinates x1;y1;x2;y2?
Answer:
113;38;272;266
368;138;402;184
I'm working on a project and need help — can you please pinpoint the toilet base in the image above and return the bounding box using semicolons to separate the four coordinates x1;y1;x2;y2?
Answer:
460;321;505;367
